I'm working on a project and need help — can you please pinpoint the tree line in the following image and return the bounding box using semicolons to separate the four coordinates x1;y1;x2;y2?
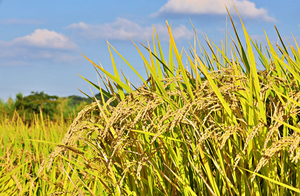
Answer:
0;91;104;122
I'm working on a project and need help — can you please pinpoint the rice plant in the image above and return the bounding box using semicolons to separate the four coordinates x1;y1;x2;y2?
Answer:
0;108;112;195
3;6;300;195
40;7;300;195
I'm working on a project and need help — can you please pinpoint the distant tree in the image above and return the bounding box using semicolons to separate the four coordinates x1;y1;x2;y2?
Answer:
15;91;60;119
0;97;16;119
66;95;90;108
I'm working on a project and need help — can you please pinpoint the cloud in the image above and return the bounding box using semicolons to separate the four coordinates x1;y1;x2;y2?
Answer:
0;29;80;65
0;18;44;25
67;18;194;41
151;0;276;22
10;29;78;50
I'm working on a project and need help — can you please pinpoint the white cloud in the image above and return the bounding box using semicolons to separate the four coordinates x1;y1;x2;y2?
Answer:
67;18;194;41
0;29;80;65
10;29;78;50
152;0;276;22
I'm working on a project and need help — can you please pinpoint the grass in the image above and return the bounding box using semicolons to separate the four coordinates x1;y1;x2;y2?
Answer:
1;7;300;195
0;109;109;195
0;112;68;195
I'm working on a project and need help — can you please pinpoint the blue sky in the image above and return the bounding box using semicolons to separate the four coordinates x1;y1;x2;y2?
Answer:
0;0;299;101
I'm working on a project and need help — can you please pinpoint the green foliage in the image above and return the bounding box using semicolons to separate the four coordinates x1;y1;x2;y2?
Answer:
0;97;15;119
0;92;97;123
15;91;59;120
2;8;300;196
43;10;300;195
66;95;91;108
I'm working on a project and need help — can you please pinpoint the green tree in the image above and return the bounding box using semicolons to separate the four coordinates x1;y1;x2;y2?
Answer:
15;91;60;119
0;97;16;120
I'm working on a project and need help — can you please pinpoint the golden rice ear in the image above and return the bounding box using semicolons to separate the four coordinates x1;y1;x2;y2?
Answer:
27;3;300;195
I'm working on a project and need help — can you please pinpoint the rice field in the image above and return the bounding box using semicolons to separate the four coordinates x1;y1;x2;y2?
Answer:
1;9;300;195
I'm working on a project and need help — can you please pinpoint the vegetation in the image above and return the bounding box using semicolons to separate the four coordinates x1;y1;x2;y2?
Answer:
1;8;300;195
0;91;102;122
14;92;60;120
0;112;113;195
